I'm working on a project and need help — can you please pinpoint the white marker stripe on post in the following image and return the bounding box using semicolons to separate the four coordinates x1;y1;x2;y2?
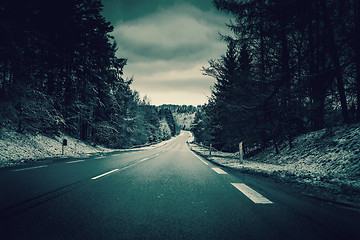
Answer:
91;169;119;180
231;183;273;204
212;167;228;174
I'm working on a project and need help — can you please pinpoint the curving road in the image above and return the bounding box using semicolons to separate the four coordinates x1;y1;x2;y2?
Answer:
0;131;359;239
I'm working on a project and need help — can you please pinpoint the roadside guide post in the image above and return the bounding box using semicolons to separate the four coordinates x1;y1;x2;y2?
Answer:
239;141;244;163
209;144;212;156
62;139;67;155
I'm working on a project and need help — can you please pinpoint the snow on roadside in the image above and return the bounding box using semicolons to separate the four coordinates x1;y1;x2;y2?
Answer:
189;124;360;208
0;130;111;168
0;129;179;168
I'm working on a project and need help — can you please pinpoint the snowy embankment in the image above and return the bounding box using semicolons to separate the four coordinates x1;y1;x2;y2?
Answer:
189;124;360;208
0;129;178;168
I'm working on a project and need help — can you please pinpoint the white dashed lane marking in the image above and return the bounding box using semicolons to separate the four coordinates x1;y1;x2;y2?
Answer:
91;169;119;180
212;167;228;174
66;160;85;164
12;165;48;172
140;157;149;162
91;154;161;180
231;183;273;204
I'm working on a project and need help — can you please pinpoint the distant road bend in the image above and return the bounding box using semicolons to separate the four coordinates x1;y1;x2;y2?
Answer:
0;131;359;239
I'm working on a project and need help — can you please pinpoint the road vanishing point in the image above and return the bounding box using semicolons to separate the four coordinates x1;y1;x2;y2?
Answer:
0;131;359;239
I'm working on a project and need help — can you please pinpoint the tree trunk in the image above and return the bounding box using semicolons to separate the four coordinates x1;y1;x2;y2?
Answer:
355;0;360;121
288;133;293;150
320;0;350;123
308;1;326;130
274;139;279;154
312;88;326;130
1;62;6;98
16;101;24;133
259;0;265;79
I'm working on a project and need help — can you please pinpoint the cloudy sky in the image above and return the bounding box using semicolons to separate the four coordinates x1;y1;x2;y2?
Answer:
101;0;230;106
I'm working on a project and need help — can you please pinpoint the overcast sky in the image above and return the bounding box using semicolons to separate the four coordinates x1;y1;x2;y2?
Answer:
101;0;230;106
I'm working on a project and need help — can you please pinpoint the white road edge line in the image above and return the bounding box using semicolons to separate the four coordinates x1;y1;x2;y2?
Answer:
231;183;273;204
12;165;48;172
91;169;119;180
140;157;149;162
189;150;209;165
66;160;85;164
212;167;228;174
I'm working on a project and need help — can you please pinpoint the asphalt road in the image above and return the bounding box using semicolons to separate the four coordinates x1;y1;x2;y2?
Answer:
0;131;359;240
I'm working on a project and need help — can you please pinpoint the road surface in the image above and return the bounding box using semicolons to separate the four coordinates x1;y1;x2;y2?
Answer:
0;131;359;239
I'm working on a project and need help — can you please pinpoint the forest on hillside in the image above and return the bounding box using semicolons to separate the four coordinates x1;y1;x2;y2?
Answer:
192;0;360;153
158;104;198;131
0;0;177;148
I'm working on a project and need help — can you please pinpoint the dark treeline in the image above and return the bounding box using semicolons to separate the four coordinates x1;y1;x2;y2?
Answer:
158;104;198;114
192;0;360;153
0;0;176;148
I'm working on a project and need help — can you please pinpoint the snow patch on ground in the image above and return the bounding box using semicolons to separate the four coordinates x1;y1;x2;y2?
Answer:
189;124;360;208
0;130;111;168
0;129;179;168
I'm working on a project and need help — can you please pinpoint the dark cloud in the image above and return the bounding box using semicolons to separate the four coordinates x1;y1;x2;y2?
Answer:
118;40;206;61
112;3;227;59
102;0;216;23
135;78;213;93
102;0;230;105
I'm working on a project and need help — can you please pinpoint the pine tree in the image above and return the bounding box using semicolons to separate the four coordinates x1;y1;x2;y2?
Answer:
200;0;357;153
0;0;172;149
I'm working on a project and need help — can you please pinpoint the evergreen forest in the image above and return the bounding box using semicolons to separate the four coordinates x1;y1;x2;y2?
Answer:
0;0;178;148
192;0;360;153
